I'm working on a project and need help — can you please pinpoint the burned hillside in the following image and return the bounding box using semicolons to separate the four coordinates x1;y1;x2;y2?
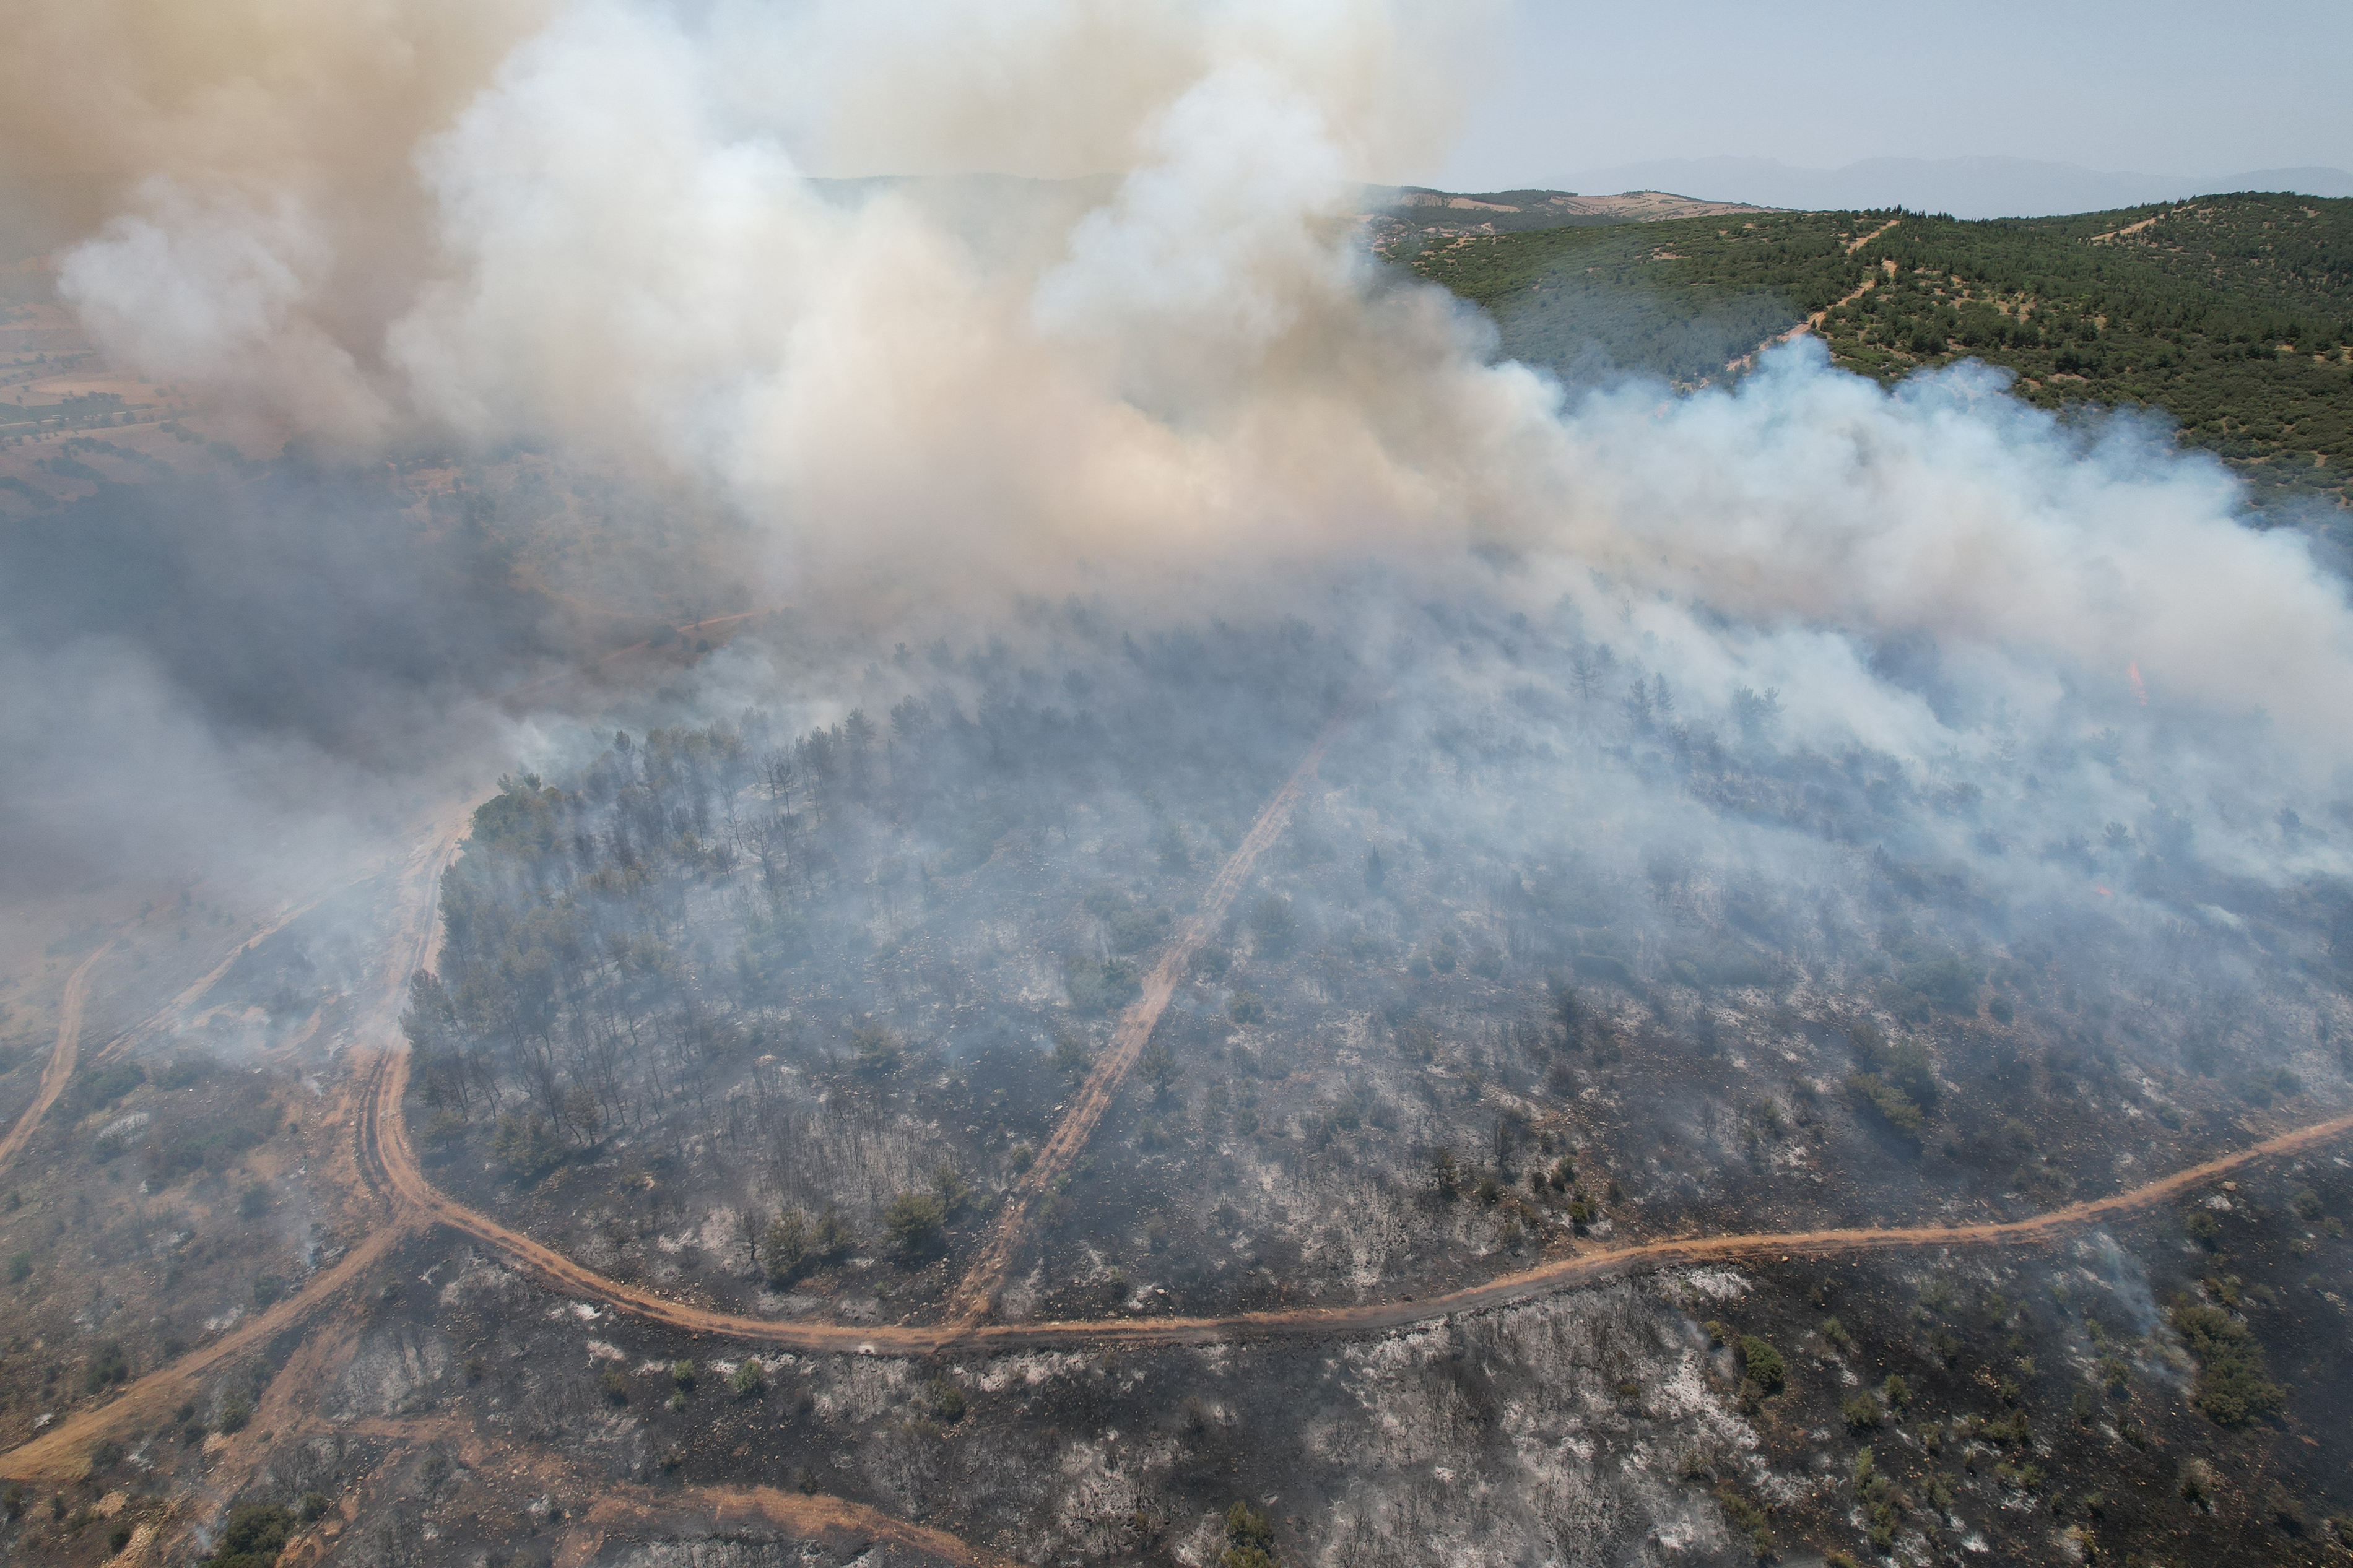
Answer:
396;587;2353;1339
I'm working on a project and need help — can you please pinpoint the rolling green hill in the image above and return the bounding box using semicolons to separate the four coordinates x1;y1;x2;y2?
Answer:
1406;193;2353;511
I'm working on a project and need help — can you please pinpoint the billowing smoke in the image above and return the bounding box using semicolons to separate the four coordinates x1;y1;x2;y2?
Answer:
6;0;2352;931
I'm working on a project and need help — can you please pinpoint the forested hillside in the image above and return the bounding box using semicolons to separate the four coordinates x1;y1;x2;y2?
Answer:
1411;193;2353;511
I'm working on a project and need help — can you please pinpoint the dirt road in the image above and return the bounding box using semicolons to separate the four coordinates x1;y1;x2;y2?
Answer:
360;1021;2353;1356
12;720;2353;1491
0;938;112;1172
940;720;1341;1323
1723;217;1902;375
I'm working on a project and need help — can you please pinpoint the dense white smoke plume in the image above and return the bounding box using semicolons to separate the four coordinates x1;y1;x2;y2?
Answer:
7;0;2353;904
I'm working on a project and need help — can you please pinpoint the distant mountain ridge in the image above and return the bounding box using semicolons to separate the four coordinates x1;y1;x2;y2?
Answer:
1548;156;2353;221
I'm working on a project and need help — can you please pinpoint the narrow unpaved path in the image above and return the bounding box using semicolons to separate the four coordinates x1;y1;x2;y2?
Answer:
0;802;471;1481
0;938;113;1172
0;1184;416;1479
941;718;1342;1323
362;1031;2353;1358
1845;217;1902;254
1723;218;1902;375
94;894;324;1068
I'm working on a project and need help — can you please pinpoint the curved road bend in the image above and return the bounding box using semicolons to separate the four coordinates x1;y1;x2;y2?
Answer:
370;1024;2353;1355
14;717;2353;1478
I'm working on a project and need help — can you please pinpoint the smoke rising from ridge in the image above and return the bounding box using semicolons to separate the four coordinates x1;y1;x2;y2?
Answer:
5;0;2353;924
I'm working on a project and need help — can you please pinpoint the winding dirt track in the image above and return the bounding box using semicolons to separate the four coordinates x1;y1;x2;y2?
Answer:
345;710;2353;1358
0;938;113;1171
11;719;2353;1497
2;883;354;1177
370;1018;2353;1356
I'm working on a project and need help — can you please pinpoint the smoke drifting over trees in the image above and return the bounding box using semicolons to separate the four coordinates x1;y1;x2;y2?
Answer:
0;1;2346;916
8;6;2353;1567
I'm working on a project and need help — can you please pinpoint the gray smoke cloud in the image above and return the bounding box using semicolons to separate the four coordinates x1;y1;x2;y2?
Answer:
6;0;2352;935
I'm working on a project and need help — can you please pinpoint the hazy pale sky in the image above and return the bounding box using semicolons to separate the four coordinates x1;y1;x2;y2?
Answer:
1433;0;2353;188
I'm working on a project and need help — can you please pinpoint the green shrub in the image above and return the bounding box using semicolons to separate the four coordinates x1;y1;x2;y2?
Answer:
1737;1336;1785;1393
2172;1304;2286;1425
1219;1501;1281;1568
83;1339;129;1392
1248;896;1297;957
762;1210;809;1284
1066;956;1141;1015
849;1023;901;1075
1715;1486;1774;1557
1847;1072;1925;1135
882;1190;946;1258
199;1502;292;1568
489;1112;563;1180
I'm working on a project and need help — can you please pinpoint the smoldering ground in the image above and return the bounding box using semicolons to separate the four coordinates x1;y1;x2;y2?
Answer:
5;1;2353;1064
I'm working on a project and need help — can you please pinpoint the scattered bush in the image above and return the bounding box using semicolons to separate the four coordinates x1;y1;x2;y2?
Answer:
1431;1146;1459;1200
1736;1336;1785;1393
1219;1501;1281;1568
1248;895;1297;957
1846;1072;1926;1136
489;1112;563;1180
1715;1486;1774;1558
2172;1303;2286;1425
849;1023;902;1075
882;1190;947;1259
84;1339;129;1392
199;1502;292;1568
1066;956;1141;1015
762;1210;809;1285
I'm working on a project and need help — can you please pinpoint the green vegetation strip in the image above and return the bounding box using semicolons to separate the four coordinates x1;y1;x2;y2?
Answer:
1409;193;2353;511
